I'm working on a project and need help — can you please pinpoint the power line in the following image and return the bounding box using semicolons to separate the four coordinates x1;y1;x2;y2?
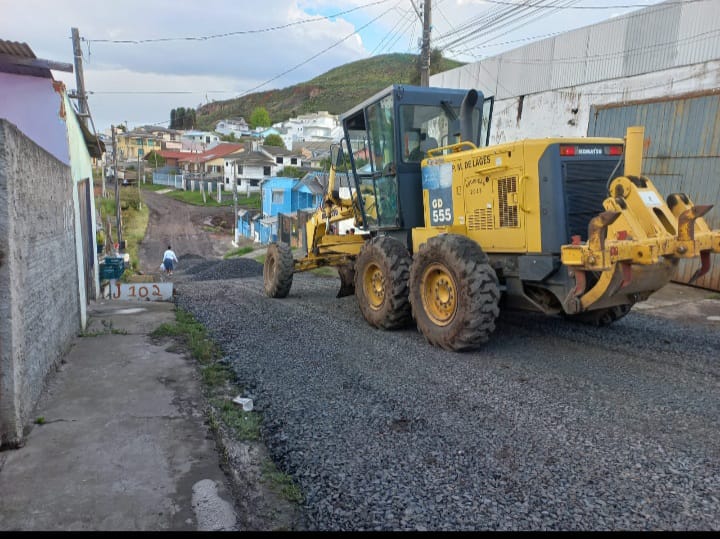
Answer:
83;1;390;44
234;2;401;99
480;0;707;8
369;4;416;55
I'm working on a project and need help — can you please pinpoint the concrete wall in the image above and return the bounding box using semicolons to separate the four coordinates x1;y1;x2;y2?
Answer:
0;120;81;448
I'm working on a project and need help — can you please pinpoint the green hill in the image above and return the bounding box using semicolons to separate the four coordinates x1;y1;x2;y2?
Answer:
194;53;464;130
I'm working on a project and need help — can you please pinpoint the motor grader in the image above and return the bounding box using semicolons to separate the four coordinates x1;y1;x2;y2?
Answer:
263;84;720;351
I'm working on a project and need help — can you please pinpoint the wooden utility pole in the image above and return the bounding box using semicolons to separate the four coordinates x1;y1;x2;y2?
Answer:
112;125;122;246
420;0;432;87
71;28;89;127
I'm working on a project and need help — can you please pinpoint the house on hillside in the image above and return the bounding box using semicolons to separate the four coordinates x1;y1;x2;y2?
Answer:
292;140;333;168
0;38;104;448
176;142;243;177
215;117;251;138
272;111;343;151
262;144;303;169
181;130;220;151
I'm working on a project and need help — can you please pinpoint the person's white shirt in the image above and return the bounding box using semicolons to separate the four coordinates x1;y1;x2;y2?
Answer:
163;249;178;262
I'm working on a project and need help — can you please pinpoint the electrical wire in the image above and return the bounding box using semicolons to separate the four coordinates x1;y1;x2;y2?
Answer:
234;2;401;99
83;1;390;44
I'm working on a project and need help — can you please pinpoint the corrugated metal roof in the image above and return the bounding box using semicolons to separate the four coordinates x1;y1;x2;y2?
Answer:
0;38;72;77
0;39;48;78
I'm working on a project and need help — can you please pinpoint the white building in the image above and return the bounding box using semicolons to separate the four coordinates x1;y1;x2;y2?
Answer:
215;117;251;138
181;130;220;152
272;111;343;150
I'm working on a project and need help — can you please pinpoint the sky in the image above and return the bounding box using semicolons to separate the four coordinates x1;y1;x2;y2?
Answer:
0;0;668;133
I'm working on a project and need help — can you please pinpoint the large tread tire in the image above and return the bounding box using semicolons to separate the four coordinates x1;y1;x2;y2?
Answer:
354;236;412;330
263;242;294;298
409;234;500;352
564;304;632;327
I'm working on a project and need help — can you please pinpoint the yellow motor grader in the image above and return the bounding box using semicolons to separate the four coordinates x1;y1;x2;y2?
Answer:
263;84;720;351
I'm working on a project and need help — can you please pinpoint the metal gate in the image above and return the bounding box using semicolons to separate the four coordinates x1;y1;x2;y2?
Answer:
589;92;720;291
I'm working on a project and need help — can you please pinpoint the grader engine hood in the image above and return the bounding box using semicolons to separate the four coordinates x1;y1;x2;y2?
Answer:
561;170;720;314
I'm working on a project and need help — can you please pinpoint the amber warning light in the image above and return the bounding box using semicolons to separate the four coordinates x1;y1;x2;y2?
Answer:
560;145;624;157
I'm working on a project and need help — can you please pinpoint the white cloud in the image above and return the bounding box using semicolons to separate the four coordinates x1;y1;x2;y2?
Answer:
0;0;664;131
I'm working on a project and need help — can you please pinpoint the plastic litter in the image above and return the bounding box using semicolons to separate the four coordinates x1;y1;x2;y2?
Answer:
232;396;253;411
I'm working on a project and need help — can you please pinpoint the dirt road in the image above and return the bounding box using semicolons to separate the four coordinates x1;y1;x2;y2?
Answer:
138;189;237;274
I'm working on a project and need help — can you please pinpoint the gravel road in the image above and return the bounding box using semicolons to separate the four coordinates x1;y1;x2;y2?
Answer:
170;258;720;531
137;190;719;531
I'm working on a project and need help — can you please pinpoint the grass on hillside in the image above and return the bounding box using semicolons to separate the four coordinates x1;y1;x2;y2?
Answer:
194;53;464;129
164;189;262;209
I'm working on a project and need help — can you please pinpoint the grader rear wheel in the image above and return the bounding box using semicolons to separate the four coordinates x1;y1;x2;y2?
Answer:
409;234;500;352
263;242;294;298
354;236;412;329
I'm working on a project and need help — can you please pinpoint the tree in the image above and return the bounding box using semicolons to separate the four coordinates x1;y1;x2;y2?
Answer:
263;133;284;148
280;165;304;179
250;107;271;129
411;48;445;85
170;107;196;129
221;132;237;142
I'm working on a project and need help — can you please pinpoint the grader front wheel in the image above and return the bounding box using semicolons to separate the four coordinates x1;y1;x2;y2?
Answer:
409;234;500;352
354;236;412;329
263;242;294;298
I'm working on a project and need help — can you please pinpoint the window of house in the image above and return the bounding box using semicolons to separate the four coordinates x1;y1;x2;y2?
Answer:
250;179;259;186
237;165;243;174
290;158;298;165
272;190;284;204
263;166;271;176
276;157;283;164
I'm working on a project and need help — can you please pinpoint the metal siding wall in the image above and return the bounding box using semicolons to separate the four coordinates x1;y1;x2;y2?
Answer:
589;93;720;290
432;0;720;103
623;3;682;77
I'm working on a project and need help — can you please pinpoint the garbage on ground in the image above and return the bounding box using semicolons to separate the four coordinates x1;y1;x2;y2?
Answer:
232;396;253;411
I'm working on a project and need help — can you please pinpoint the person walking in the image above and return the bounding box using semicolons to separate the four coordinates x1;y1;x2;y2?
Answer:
162;245;179;276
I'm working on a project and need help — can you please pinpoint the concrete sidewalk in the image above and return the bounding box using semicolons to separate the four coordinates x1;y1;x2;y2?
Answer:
0;299;238;531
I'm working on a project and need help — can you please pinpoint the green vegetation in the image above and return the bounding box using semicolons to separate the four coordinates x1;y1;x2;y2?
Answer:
278;165;304;179
210;397;262;441
151;308;221;363
224;246;255;259
170;106;197;129
35;416;46;425
234;192;262;209
261;461;304;504
193;53;464;130
140;182;170;192
94;181;149;277
250;106;271;128
263;134;284;147
165;189;234;207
